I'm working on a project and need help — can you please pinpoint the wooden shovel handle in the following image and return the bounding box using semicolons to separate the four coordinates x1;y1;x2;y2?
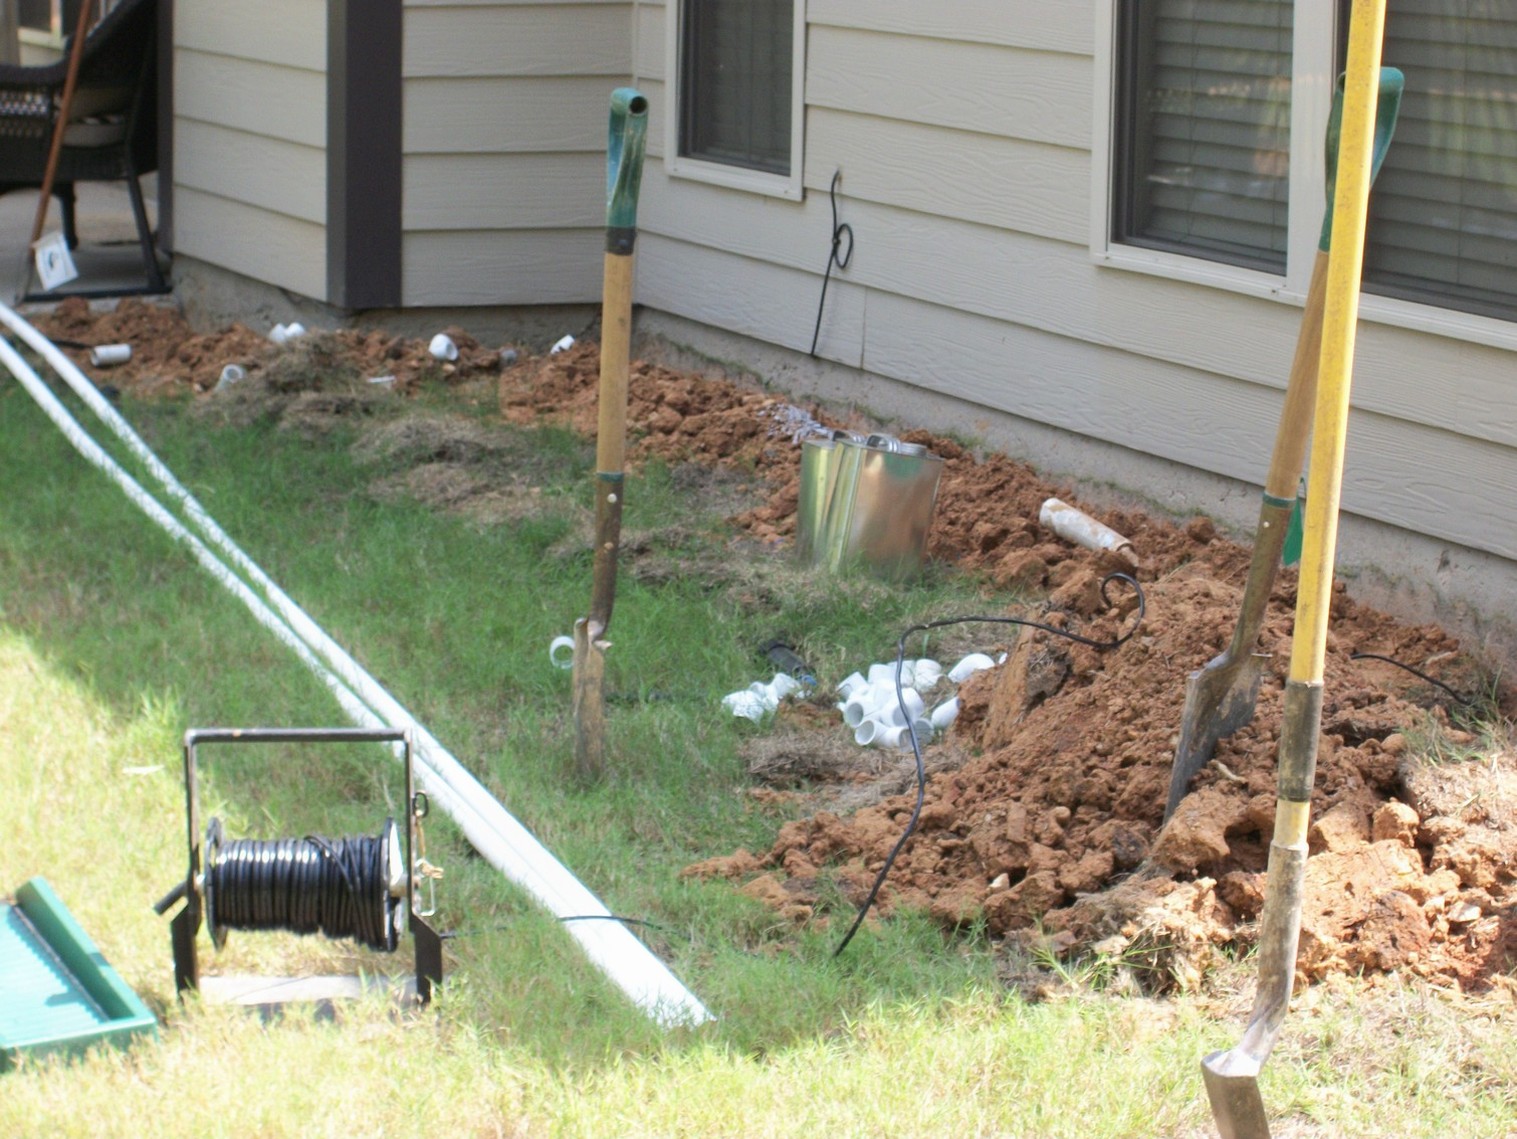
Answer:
1262;249;1330;503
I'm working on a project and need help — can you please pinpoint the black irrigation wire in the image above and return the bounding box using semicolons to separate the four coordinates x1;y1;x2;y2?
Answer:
1349;651;1475;706
832;572;1147;958
204;818;398;952
808;169;854;358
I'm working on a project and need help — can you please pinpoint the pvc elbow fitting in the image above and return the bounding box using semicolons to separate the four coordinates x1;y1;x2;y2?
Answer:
929;696;959;730
948;653;996;684
867;660;915;690
836;671;868;700
910;659;943;690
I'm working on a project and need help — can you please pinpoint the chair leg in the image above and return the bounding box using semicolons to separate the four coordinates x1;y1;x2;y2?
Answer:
56;184;78;249
124;169;166;292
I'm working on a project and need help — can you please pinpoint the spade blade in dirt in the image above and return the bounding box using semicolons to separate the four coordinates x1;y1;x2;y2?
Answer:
1166;649;1268;820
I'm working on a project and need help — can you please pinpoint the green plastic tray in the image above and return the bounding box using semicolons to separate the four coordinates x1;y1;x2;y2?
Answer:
1;877;157;1070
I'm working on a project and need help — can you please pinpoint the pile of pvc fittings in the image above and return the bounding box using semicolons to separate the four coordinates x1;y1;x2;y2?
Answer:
721;673;805;722
838;653;998;749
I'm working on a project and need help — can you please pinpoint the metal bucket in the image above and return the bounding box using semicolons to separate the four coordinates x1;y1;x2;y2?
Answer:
796;435;837;563
796;432;943;579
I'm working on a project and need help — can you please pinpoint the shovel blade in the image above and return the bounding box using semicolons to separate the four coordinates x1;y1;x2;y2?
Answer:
1203;1049;1272;1139
571;619;608;781
1166;652;1267;820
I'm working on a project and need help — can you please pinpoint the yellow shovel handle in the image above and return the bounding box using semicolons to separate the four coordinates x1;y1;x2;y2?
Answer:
1289;0;1387;690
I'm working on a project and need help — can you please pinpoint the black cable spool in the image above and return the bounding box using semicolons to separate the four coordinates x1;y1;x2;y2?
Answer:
202;815;404;954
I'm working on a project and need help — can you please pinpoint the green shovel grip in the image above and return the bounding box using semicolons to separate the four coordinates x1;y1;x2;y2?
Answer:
1319;67;1404;251
606;87;650;250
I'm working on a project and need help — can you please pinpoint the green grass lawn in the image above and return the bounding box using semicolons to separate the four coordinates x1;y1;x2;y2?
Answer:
0;372;1513;1137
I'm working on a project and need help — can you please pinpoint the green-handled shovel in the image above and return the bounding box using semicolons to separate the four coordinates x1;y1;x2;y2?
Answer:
1165;65;1404;823
1202;3;1389;1136
572;88;649;782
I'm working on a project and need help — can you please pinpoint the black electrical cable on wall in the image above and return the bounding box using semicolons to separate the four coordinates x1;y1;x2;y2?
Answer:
809;169;854;357
203;817;400;952
832;573;1147;957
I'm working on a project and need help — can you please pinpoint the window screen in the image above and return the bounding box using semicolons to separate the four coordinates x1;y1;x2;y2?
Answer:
1115;0;1294;272
679;0;793;176
1364;2;1517;320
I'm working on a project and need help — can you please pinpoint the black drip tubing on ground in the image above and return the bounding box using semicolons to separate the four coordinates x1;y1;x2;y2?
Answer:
1349;651;1474;707
832;572;1147;958
809;169;854;358
204;817;398;952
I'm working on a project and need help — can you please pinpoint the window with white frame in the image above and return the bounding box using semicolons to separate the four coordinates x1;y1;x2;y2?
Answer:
1110;1;1517;323
667;0;805;199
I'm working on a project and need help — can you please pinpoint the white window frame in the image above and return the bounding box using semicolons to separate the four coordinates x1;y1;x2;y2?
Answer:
664;0;806;201
1090;1;1517;352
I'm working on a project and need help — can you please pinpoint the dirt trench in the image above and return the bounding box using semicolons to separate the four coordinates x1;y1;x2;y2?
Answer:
36;300;1517;992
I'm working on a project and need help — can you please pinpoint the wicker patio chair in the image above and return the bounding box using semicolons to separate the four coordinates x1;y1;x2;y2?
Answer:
0;0;163;293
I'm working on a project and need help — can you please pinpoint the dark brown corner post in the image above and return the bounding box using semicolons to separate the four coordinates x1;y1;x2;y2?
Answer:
327;0;403;310
155;0;173;253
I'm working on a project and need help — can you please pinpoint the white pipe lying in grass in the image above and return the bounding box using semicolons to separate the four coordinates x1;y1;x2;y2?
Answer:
0;308;711;1028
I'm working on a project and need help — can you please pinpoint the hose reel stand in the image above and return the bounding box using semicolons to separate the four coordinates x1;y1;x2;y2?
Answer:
154;727;444;1005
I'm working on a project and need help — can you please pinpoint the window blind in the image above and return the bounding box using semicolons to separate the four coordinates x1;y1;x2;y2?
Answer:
1365;1;1517;319
680;0;792;175
1117;0;1294;271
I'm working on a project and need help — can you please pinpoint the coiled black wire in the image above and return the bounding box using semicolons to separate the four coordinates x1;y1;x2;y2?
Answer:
204;817;399;952
833;572;1146;957
809;169;854;357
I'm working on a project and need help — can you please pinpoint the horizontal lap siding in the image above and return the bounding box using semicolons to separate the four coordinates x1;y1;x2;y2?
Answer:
626;0;1517;561
401;2;632;306
173;1;327;293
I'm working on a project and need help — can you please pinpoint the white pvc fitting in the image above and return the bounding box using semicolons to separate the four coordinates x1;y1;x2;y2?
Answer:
723;690;773;722
269;322;306;345
216;364;246;391
910;718;935;745
550;334;575;355
836;671;868;700
867;660;914;689
548;635;575;670
911;659;944;690
429;333;459;362
948;653;996;684
841;691;875;728
929;696;960;730
89;343;130;366
867;723;914;749
747;672;801;707
768;673;802;701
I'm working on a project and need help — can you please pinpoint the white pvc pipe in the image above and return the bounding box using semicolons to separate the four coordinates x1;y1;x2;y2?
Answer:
0;310;711;1028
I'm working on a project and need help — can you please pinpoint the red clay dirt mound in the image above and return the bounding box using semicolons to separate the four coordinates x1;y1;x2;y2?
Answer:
30;311;1517;992
501;344;1516;993
35;296;503;397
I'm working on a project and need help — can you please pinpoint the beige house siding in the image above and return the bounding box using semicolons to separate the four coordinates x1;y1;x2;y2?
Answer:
629;0;1517;567
173;0;328;299
401;0;632;306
